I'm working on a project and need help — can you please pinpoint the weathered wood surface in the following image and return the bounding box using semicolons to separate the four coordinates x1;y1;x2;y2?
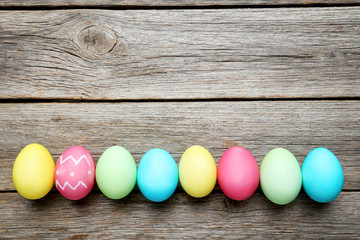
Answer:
1;8;360;100
1;101;359;191
1;0;360;7
1;191;359;239
1;1;359;239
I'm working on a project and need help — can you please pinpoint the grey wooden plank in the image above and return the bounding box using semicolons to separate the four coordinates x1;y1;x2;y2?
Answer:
1;0;360;7
0;191;359;239
0;101;359;191
1;8;360;100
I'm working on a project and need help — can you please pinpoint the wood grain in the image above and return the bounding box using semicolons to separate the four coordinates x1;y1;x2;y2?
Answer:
1;101;359;191
1;0;360;7
1;8;360;100
1;191;359;239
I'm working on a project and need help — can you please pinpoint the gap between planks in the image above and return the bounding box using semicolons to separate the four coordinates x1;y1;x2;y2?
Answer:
1;97;360;103
0;1;360;10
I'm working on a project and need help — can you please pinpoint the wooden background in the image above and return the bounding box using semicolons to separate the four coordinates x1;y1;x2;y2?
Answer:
1;1;359;239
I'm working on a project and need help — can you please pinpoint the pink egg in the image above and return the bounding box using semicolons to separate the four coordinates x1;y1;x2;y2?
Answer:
55;146;95;200
218;146;259;200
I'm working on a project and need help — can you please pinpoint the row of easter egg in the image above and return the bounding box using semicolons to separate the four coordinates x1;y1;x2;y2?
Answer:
13;144;344;204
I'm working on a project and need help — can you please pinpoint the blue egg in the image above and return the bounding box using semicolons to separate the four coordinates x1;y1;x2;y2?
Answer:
302;148;344;203
137;148;178;202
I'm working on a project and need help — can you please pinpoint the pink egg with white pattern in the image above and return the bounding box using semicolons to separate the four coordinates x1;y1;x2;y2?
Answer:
55;146;95;200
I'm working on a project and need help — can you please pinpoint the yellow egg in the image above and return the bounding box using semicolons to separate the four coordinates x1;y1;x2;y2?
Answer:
13;143;55;200
179;145;217;198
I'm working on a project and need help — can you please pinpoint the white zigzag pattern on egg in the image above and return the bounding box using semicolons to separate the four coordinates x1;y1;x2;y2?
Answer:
56;180;88;191
59;154;91;166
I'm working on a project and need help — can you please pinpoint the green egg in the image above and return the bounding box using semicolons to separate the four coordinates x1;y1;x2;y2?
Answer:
260;148;302;205
96;146;137;199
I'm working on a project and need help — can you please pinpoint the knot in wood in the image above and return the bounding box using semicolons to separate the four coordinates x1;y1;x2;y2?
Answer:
77;25;117;58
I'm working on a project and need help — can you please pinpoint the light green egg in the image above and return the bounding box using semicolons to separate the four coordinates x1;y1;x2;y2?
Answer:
96;146;137;199
260;148;302;205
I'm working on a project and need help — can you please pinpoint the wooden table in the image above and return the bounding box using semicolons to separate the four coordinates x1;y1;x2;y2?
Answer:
1;1;359;239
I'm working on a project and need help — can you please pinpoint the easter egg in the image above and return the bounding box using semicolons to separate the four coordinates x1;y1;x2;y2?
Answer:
12;143;55;200
302;148;344;203
55;146;95;200
179;145;217;198
137;148;178;202
260;148;302;205
218;146;259;200
96;146;137;199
